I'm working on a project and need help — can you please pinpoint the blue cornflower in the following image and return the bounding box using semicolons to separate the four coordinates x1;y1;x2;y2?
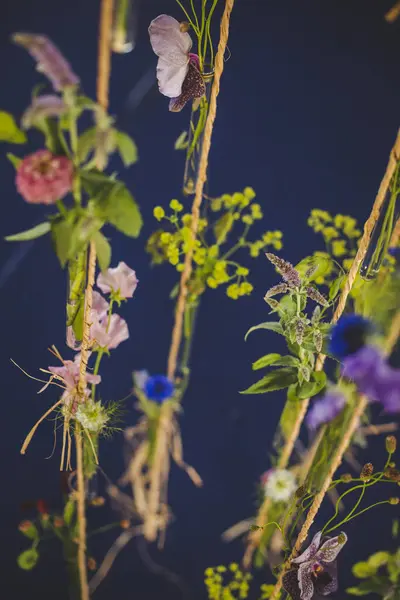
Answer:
144;375;174;403
388;247;400;259
328;314;373;360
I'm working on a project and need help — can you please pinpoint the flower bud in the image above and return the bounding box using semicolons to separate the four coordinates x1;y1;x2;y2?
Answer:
340;473;352;483
87;557;97;571
389;497;400;505
120;519;130;529
360;463;374;482
338;533;347;544
295;485;307;499
90;496;105;507
18;520;33;533
385;467;400;482
53;517;64;528
386;436;397;454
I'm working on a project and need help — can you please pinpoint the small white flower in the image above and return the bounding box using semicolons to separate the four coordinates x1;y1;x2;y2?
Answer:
263;469;297;503
75;400;109;433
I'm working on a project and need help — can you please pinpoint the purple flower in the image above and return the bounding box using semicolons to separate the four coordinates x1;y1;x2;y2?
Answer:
13;33;79;91
144;374;174;403
48;353;101;412
283;531;347;600
306;390;347;430
342;345;400;414
21;95;67;129
265;253;302;288
148;15;205;112
97;262;138;300
91;313;129;350
328;314;373;359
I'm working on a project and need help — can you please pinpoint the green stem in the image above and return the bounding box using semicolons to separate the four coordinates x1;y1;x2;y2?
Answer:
57;199;68;218
324;501;390;534
91;350;104;400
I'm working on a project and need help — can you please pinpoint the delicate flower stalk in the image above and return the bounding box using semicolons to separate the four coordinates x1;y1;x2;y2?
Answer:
306;286;329;307
265;253;301;288
12;33;79;91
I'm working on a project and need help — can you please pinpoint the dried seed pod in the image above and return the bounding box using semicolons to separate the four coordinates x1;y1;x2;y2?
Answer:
360;463;374;481
386;435;397;454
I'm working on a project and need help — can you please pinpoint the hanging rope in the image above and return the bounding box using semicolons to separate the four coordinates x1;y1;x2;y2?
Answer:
75;1;114;597
269;309;400;600
242;128;400;568
142;0;236;542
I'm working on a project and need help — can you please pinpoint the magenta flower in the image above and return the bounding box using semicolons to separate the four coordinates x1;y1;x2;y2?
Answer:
148;15;205;112
91;313;129;350
97;262;138;299
342;345;400;414
306;389;347;430
16;150;73;205
283;531;347;600
48;353;101;412
13;33;79;91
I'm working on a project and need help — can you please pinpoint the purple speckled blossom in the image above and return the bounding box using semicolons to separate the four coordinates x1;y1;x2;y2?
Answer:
306;389;347;430
13;33;79;91
283;531;347;600
265;253;302;288
306;286;329;307
342;345;400;413
264;283;290;298
21;95;67;129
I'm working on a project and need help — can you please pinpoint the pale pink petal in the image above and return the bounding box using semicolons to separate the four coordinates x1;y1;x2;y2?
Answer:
148;15;192;63
92;291;109;319
91;314;129;350
156;57;189;98
96;262;138;299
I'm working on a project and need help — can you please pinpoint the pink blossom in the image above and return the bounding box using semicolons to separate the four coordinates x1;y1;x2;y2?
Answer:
92;291;109;318
97;262;138;299
48;353;100;411
16;150;73;205
91;313;129;350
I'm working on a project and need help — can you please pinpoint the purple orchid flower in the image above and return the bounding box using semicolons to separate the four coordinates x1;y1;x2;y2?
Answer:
342;345;400;414
306;389;347;430
148;14;205;112
283;531;348;600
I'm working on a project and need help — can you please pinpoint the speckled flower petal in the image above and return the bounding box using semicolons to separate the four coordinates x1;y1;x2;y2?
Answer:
282;569;302;600
316;532;347;563
297;562;315;600
318;562;338;596
292;531;322;564
169;60;205;112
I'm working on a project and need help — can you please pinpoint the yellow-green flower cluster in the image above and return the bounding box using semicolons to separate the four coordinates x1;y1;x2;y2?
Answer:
307;209;361;259
204;563;252;600
147;188;283;300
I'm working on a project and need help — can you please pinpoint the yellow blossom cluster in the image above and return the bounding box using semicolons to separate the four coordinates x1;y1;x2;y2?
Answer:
204;563;252;600
147;188;284;300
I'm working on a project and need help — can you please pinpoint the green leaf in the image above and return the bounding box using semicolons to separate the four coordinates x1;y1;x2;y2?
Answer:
0;111;27;143
346;586;371;596
97;183;143;238
7;152;21;168
368;552;390;569
77;127;97;163
296;254;333;282
174;130;189;150
240;368;298;395
280;389;303;441
115;130;138;166
80;169;116;197
245;322;284;341
329;274;345;301
5;222;51;242
93;230;111;272
213;212;234;244
51;218;76;267
353;562;378;579
296;371;327;400
63;498;76;527
17;548;39;571
170;282;180;299
252;353;282;370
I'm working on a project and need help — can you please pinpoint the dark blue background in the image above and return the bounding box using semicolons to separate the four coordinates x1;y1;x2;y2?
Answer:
0;0;399;598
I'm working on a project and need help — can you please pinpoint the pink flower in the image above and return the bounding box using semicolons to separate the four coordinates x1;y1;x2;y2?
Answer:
92;291;109;318
97;262;138;299
91;313;129;350
48;353;100;411
16;150;73;205
148;15;205;112
13;33;79;91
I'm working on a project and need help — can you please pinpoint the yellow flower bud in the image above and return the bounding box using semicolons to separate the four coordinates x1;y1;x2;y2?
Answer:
153;206;165;221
